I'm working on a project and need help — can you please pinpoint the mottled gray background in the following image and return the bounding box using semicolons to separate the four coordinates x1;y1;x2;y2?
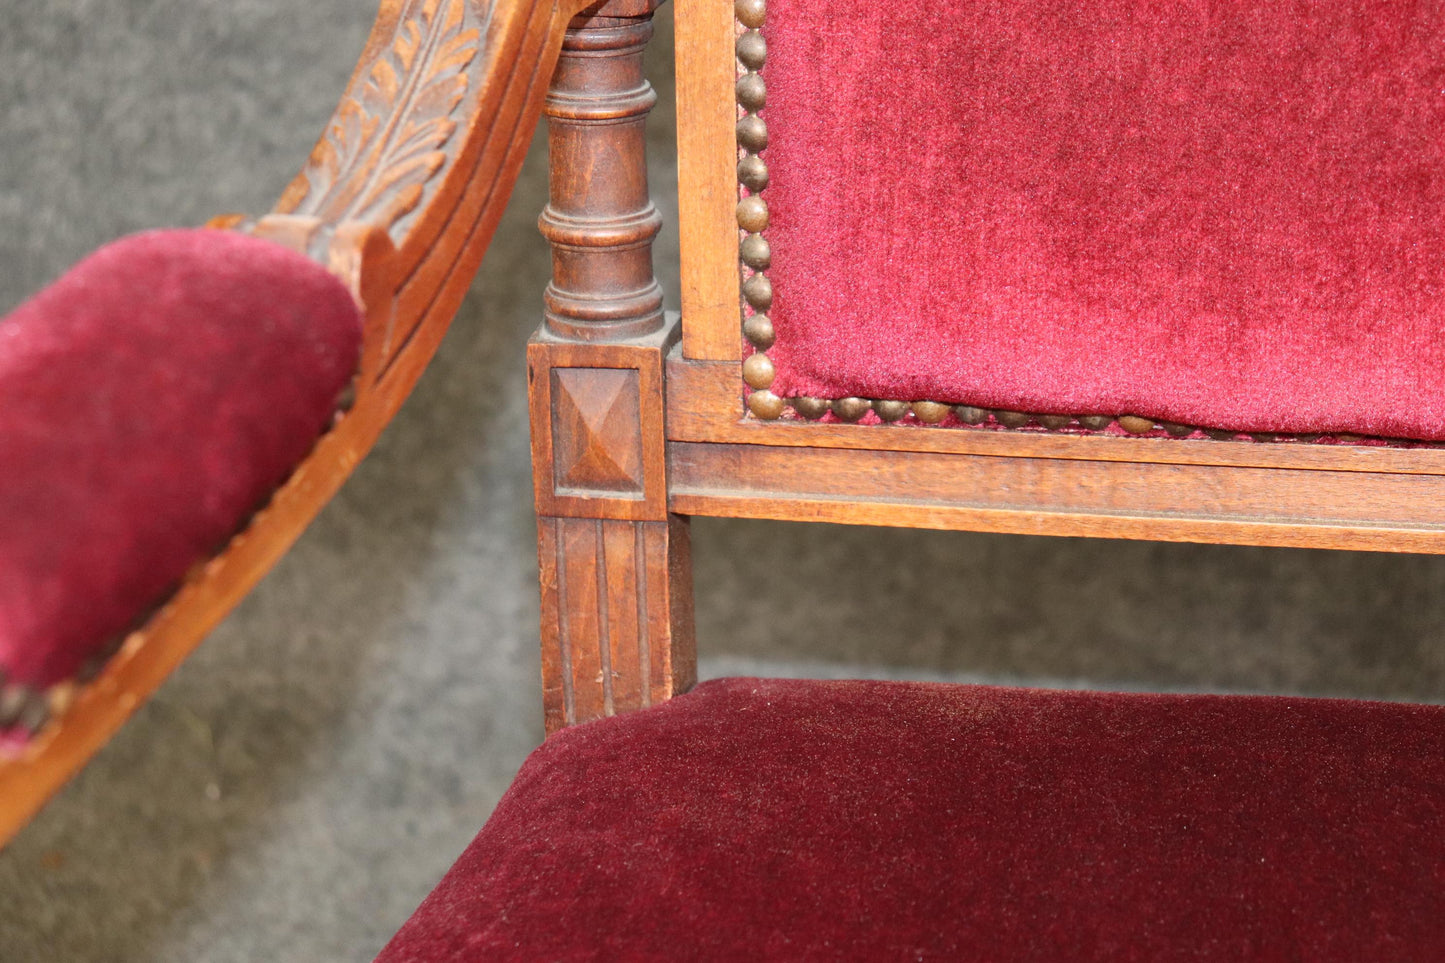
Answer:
2;2;1443;960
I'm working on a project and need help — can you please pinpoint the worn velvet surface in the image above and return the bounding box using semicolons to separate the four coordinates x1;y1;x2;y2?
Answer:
377;677;1445;961
0;229;362;691
761;0;1445;438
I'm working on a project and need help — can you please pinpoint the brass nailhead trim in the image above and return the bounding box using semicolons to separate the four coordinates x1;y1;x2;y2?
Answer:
737;0;777;418
742;351;775;390
748;390;785;419
793;396;830;420
736;195;768;233
736;72;766;111
736;30;766;70
740;234;770;271
729;5;1399;447
741;273;772;311
738;156;768;192
954;406;988;425
874;399;910;422
736;115;768;152
912;401;950;424
735;0;766;29
0;674;82;746
830;397;871;422
742;313;774;349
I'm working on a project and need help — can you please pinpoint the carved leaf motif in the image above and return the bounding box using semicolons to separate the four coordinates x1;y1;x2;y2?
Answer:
299;0;485;238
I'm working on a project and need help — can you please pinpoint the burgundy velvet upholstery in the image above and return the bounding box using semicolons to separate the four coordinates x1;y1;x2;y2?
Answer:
0;229;362;696
761;0;1445;438
377;677;1445;961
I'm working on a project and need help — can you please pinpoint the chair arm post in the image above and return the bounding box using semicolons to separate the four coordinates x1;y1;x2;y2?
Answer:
529;1;696;733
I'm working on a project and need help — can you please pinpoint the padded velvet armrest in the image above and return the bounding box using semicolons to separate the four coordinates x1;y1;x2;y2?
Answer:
0;229;362;737
0;0;605;848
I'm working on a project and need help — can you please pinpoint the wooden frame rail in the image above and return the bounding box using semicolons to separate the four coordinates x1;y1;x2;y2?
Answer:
662;0;1445;558
665;354;1445;554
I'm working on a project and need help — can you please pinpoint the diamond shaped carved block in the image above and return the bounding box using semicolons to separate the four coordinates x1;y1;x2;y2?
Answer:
551;367;645;496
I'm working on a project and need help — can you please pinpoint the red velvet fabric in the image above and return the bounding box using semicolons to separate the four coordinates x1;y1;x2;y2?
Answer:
377;677;1445;961
761;0;1445;438
0;229;361;690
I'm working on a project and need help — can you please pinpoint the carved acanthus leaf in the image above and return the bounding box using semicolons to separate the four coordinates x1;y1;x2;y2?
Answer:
298;0;485;240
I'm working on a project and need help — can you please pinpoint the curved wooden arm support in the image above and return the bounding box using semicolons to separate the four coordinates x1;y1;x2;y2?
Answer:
0;0;603;848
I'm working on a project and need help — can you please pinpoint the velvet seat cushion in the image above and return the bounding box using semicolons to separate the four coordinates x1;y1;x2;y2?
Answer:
760;0;1445;439
0;229;362;724
377;677;1445;961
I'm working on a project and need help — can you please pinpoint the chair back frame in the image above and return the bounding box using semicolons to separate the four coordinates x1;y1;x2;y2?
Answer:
527;0;1445;731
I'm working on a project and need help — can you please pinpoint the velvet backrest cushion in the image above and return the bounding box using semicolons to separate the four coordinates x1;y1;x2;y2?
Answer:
0;229;362;705
758;0;1445;438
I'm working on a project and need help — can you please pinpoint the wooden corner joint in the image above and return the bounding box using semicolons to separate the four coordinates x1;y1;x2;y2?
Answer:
528;321;679;522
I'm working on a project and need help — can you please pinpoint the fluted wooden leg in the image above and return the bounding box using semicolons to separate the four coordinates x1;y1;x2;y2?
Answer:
536;515;694;733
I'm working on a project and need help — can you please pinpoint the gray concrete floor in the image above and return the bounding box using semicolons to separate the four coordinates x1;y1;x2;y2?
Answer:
2;3;1444;960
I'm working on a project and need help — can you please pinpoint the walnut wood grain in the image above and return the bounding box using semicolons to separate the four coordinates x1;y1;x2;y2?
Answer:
538;515;696;732
0;0;598;848
675;0;743;361
539;8;665;341
668;440;1445;553
531;4;696;731
530;332;675;520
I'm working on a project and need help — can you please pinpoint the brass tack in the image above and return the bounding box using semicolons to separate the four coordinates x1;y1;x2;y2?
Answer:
1078;415;1113;431
1160;421;1194;437
736;115;768;153
734;0;766;29
742;273;773;311
1037;414;1072;430
736;73;766;112
792;396;829;420
748;390;785;419
742;313;775;349
18;691;48;734
874;399;909;422
736;31;766;70
1118;415;1155;434
953;405;987;425
1335;433;1362;443
995;410;1031;428
912;400;950;424
830;397;871;422
1249;432;1280;443
1297;433;1322;443
0;685;24;727
742;351;775;390
738;156;769;192
736;195;768;233
47;681;77;719
740;234;771;271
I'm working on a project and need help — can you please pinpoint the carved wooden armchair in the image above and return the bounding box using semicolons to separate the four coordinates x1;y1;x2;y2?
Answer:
3;0;1444;957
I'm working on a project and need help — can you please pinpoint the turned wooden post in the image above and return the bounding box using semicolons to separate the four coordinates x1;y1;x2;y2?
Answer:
528;0;695;734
